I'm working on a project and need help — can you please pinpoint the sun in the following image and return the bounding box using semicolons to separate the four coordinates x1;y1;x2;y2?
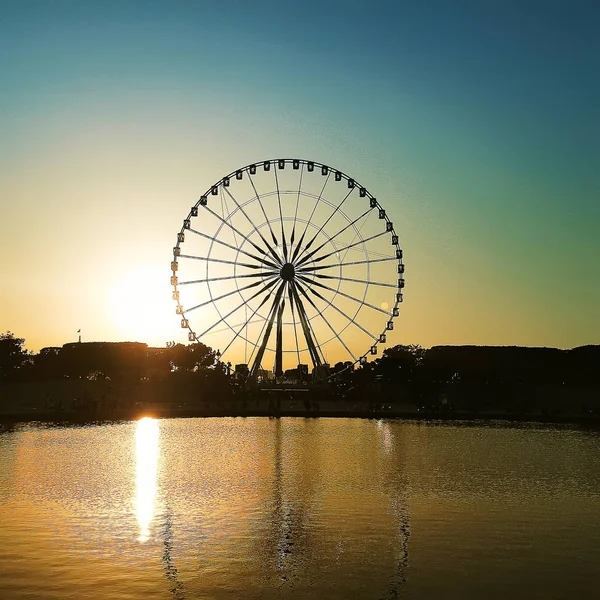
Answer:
108;265;178;346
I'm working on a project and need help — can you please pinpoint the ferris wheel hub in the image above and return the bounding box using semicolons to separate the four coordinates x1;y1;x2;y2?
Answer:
280;262;296;282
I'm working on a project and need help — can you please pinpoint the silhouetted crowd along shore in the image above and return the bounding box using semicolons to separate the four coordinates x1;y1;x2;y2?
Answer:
1;332;599;424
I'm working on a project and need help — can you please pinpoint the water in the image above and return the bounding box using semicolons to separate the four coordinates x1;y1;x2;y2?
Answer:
1;417;599;599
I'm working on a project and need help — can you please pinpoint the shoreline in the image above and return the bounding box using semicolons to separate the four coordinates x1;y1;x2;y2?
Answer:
2;407;599;428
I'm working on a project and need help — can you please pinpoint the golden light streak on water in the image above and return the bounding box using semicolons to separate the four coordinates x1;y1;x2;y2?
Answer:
377;419;393;453
135;417;159;542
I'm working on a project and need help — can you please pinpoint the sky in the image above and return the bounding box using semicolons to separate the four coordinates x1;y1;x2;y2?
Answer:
1;0;598;355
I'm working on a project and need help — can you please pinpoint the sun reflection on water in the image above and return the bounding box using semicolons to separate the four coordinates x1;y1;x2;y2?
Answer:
377;419;393;453
135;417;159;542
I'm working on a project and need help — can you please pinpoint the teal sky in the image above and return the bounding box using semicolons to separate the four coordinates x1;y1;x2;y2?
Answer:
1;0;598;351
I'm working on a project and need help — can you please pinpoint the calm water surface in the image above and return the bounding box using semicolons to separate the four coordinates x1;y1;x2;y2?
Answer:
1;418;599;599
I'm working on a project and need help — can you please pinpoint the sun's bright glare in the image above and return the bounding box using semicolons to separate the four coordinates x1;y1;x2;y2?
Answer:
135;417;159;542
109;265;176;345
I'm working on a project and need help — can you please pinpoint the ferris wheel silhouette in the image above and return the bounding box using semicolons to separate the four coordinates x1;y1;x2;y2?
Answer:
171;159;405;380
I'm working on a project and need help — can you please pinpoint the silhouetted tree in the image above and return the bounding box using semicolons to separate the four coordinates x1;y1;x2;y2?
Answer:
0;331;28;381
169;342;216;372
31;347;61;380
375;344;425;383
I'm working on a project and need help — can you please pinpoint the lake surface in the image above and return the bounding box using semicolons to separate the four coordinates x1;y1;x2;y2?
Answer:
1;417;599;599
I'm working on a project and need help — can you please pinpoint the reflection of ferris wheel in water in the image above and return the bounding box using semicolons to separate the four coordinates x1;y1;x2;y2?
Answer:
171;159;405;381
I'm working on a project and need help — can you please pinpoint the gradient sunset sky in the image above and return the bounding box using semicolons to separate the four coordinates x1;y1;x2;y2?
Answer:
1;0;598;352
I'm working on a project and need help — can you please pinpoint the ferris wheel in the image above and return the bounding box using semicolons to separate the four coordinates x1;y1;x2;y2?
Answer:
171;159;405;381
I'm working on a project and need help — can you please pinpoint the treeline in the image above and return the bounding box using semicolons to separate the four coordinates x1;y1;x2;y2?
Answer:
348;344;600;415
1;331;599;417
0;332;222;383
0;332;233;415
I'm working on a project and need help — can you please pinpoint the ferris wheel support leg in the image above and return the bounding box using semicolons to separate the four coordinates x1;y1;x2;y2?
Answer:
289;282;327;381
249;283;286;381
288;282;302;380
275;301;284;380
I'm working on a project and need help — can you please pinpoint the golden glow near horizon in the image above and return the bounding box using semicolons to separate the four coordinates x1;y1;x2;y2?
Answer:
109;266;176;345
135;417;159;542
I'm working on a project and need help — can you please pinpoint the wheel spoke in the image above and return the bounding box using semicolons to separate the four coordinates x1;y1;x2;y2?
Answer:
204;205;279;266
294;279;357;363
197;277;279;339
188;227;279;269
179;253;276;271
290;164;304;247
294;187;354;266
201;317;264;338
338;206;375;265
179;271;278;286
273;167;288;262
297;255;397;273
247;169;280;249
223;185;283;266
294;207;372;268
296;274;390;316
296;277;377;342
290;173;331;263
218;283;280;356
185;278;273;315
220;187;239;248
303;230;388;267
307;272;397;289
